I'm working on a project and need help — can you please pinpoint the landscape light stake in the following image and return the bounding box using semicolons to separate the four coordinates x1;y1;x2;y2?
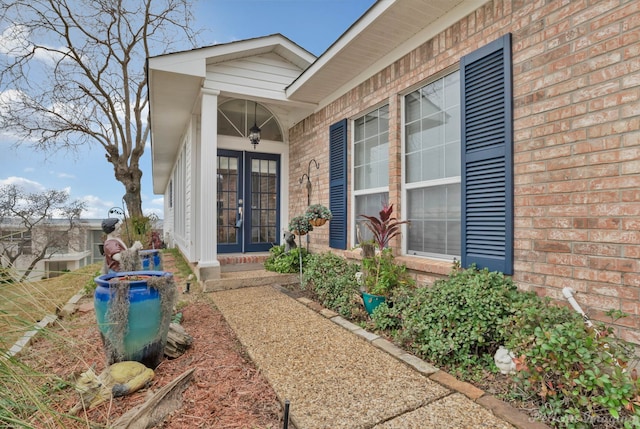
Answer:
283;399;290;429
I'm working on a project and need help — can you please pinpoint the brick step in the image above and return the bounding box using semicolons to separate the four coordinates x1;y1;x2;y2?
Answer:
218;253;270;273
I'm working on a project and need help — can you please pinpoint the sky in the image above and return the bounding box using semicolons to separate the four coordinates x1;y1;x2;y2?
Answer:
0;0;376;219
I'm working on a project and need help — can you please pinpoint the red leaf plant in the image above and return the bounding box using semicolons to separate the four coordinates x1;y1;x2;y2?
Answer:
359;202;409;252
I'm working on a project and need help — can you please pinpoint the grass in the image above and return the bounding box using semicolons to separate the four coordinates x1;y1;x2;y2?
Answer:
0;264;102;350
1;264;104;428
0;251;197;428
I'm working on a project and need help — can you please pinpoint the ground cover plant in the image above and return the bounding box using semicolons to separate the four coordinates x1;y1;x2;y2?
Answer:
272;252;640;428
263;244;308;274
302;252;363;319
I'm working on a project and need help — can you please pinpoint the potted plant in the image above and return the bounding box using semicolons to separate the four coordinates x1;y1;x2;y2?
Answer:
359;203;412;315
305;204;332;227
93;270;177;368
288;215;313;236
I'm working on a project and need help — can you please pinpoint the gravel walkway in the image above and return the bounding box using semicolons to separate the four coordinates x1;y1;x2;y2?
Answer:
210;285;517;429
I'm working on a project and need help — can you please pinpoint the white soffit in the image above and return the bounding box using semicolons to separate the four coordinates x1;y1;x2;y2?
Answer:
287;0;488;107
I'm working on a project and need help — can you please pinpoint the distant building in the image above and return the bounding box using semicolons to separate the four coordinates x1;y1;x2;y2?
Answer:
0;219;105;280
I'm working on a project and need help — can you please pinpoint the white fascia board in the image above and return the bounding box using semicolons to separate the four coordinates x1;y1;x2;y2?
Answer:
286;0;394;97
316;0;487;109
148;53;206;78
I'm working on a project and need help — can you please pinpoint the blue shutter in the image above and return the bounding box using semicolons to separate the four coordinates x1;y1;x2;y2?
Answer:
329;119;347;249
461;33;513;275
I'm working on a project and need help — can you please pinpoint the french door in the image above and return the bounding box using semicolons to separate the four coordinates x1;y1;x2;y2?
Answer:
217;150;280;253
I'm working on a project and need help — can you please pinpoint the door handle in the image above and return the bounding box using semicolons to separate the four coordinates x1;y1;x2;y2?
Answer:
235;206;243;228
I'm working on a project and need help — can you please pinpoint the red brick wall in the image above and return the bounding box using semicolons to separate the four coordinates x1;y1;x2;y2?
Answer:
288;0;640;343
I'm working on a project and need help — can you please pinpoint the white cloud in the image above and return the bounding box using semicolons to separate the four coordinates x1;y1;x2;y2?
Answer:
78;194;115;219
0;24;65;65
0;25;31;57
57;172;75;179
151;197;164;206
0;176;46;192
0;89;23;117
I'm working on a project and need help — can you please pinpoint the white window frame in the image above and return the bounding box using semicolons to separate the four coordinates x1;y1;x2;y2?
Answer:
350;104;390;247
401;69;461;261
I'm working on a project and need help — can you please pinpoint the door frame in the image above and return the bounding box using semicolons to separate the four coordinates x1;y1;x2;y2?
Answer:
216;149;281;254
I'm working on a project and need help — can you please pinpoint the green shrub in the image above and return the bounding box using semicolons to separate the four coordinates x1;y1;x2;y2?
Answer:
377;263;640;427
392;266;520;370
264;245;308;274
303;252;362;318
507;307;640;428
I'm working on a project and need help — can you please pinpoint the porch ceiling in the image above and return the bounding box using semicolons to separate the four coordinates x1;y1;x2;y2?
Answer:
287;0;481;105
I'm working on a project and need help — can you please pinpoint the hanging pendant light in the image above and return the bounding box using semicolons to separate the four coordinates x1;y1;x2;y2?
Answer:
249;101;261;149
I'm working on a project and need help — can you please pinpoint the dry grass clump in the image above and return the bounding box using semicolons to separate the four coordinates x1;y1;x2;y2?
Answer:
0;264;101;349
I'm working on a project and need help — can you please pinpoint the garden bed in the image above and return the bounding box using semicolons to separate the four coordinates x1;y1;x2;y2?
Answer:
14;295;284;428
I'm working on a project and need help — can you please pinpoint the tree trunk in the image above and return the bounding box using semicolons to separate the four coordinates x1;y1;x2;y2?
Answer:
123;185;144;218
116;160;144;218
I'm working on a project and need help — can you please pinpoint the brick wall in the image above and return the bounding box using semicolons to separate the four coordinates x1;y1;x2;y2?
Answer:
288;0;640;343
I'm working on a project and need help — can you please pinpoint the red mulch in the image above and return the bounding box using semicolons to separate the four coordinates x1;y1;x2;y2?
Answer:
18;296;284;428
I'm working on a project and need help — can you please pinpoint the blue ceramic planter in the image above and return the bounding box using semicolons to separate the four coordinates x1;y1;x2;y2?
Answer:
94;270;173;368
139;249;162;271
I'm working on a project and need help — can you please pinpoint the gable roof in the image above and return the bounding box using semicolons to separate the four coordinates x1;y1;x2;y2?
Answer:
148;0;485;193
286;0;482;106
148;35;315;193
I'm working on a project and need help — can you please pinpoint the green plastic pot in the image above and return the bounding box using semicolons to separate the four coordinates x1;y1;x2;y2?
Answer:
362;291;386;315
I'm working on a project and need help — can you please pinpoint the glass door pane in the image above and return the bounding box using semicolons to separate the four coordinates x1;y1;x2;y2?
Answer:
217;150;242;253
245;153;279;252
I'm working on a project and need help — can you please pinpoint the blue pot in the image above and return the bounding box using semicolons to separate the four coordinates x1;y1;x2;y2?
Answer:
362;291;386;315
139;249;162;271
94;270;173;368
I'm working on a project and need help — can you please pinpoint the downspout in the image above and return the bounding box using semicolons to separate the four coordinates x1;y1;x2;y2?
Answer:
562;287;593;328
563;287;624;368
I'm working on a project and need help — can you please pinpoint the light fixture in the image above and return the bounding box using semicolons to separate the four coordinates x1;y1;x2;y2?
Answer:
249;101;261;149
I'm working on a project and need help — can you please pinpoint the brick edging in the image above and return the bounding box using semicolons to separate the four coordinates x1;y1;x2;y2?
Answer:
5;289;86;358
280;285;551;429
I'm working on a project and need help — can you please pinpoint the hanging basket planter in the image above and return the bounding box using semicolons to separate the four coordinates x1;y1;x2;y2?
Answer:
309;218;327;227
305;204;332;228
288;215;313;236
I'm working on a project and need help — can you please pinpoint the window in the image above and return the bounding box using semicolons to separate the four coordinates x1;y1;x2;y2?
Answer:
218;100;283;142
353;105;389;243
404;71;461;258
174;145;186;240
1;230;32;255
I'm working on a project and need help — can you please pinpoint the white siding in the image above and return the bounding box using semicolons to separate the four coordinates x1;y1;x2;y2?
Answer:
207;53;303;100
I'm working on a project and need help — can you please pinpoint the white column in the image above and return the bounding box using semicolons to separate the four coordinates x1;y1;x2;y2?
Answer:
198;88;221;280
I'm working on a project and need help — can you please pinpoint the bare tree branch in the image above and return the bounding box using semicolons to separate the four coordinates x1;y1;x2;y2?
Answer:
0;183;86;281
0;0;201;217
